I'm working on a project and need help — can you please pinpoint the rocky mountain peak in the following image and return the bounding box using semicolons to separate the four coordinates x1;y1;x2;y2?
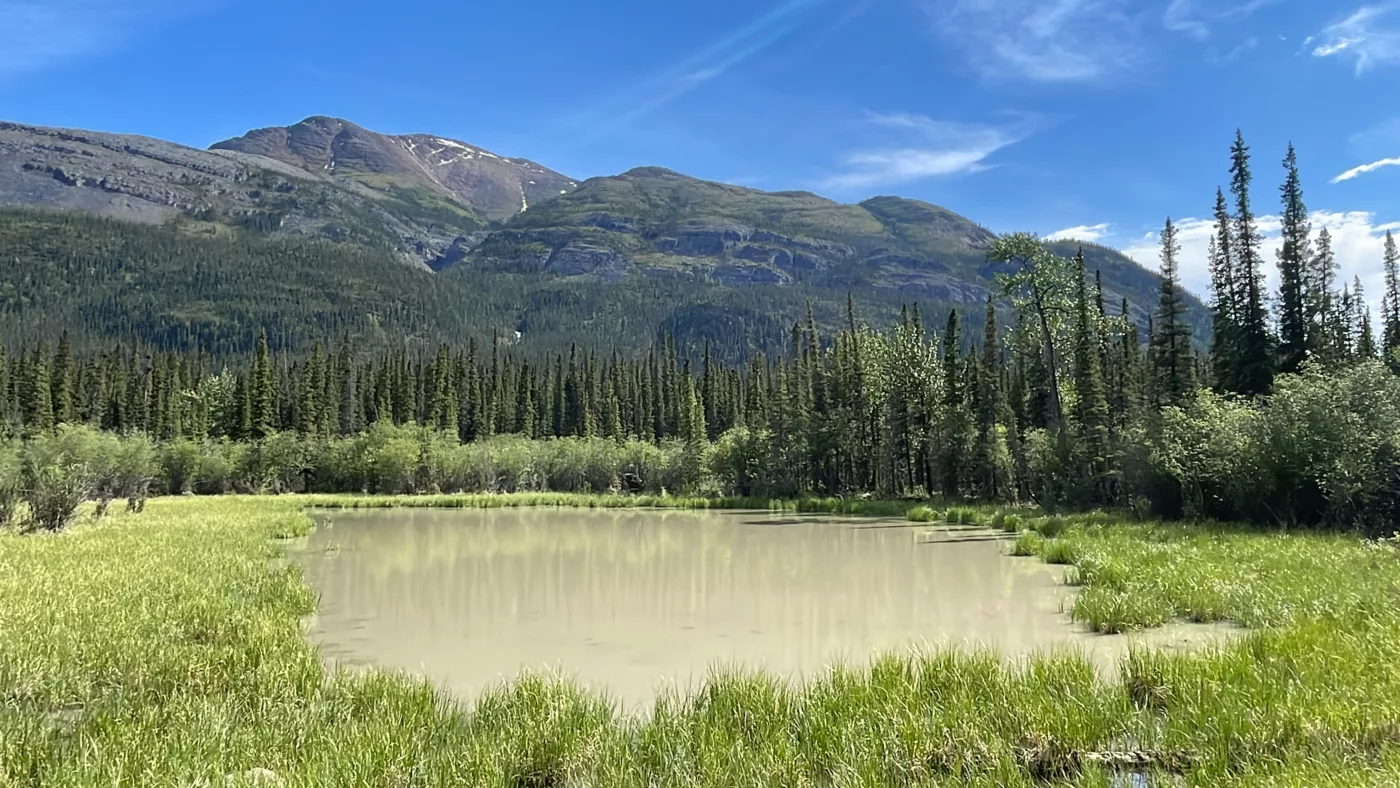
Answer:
212;117;577;221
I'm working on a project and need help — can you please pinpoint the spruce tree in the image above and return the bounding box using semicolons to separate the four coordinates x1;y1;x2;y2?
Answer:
24;344;53;431
941;310;965;497
1384;231;1400;370
1151;217;1195;407
1229;131;1275;395
1071;249;1110;501
51;332;74;425
1307;228;1343;365
1209;194;1238;393
974;295;1002;499
1276;143;1311;374
336;339;357;436
250;328;276;439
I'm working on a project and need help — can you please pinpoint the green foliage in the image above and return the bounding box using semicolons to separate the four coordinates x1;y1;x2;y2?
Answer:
18;426;98;531
0;440;20;527
906;505;939;523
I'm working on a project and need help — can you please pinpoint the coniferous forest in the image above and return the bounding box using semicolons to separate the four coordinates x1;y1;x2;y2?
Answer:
3;133;1400;533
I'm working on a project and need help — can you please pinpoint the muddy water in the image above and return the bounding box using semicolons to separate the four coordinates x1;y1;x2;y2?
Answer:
297;508;1230;709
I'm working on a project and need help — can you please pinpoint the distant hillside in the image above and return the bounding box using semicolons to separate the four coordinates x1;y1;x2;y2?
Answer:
453;167;1207;333
211;116;576;222
0;209;478;355
0;116;1208;359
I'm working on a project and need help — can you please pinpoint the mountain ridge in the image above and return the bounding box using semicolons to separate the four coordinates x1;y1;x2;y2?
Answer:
0;114;1207;356
210;116;577;222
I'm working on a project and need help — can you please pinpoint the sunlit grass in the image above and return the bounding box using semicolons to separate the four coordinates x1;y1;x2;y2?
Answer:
3;497;1400;785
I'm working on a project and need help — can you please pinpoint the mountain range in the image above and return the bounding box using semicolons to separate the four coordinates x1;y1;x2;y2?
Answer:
0;115;1205;358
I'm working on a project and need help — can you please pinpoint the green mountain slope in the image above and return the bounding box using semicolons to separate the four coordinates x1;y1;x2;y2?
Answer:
457;167;1206;334
0;118;1208;361
0;210;478;355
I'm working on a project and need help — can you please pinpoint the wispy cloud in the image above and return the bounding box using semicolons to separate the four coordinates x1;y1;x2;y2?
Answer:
1163;0;1211;40
0;1;198;79
1206;36;1260;63
1331;157;1400;182
1046;223;1112;242
580;0;835;136
1312;4;1400;74
919;0;1146;83
818;112;1035;191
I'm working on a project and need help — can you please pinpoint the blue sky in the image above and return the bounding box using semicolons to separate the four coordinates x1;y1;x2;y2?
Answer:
2;0;1398;302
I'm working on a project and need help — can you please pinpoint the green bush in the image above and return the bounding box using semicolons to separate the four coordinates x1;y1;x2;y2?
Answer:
19;426;102;532
705;427;769;497
907;506;939;523
161;439;202;495
0;440;21;527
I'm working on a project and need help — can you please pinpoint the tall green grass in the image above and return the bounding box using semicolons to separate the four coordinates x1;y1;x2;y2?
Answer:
3;498;1400;785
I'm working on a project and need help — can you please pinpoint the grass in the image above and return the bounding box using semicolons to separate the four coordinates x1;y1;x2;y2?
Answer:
3;497;1400;785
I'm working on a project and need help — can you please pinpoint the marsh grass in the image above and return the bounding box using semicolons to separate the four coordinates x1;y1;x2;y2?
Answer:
3;497;1400;785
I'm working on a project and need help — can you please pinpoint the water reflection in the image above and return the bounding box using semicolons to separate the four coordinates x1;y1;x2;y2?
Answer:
296;508;1228;708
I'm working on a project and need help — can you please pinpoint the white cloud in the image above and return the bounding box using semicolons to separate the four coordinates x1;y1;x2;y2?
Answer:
1332;157;1400;182
818;112;1032;191
1312;4;1400;74
1046;223;1112;242
1166;0;1279;41
1123;211;1399;315
0;1;198;78
919;0;1145;82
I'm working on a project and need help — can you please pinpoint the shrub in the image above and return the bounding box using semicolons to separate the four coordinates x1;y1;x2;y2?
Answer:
19;426;101;532
161;439;203;495
907;506;939;523
0;441;21;527
195;441;241;494
706;428;769;497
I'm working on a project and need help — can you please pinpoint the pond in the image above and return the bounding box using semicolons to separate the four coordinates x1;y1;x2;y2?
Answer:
297;508;1228;709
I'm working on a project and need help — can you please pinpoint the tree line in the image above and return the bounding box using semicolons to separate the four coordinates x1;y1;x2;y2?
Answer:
3;133;1399;532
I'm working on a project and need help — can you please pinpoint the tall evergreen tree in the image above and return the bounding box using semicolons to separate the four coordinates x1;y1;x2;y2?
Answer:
250;328;276;439
1384;231;1400;370
974;295;1002;499
1071;249;1111;501
1151;217;1195;407
51;332;74;425
941;309;965;496
1209;198;1237;393
24;344;53;430
1307;228;1344;365
1229;131;1275;396
1276;143;1311;374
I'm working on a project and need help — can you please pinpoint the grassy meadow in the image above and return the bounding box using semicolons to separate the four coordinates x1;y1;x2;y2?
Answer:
3;495;1400;786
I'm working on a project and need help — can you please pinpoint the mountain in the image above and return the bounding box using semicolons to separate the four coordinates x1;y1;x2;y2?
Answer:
0;116;1206;359
211;116;576;222
0;119;489;268
453;166;1203;333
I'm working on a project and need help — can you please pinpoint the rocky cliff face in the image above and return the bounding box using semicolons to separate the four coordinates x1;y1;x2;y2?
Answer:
454;167;1207;332
0;120;488;268
211;116;576;222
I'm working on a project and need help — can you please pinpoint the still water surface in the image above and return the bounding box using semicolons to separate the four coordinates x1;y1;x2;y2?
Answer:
297;508;1220;708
